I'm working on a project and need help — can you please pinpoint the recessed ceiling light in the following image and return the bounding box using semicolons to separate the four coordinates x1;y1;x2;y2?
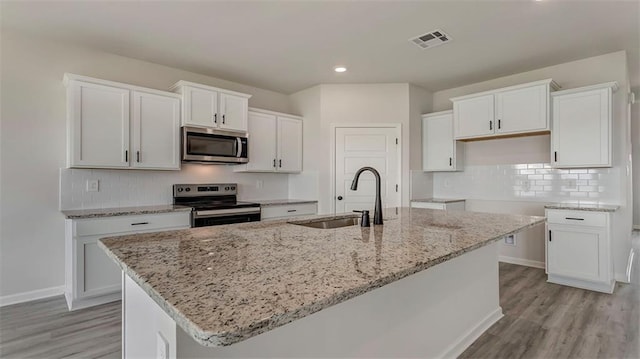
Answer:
334;66;347;73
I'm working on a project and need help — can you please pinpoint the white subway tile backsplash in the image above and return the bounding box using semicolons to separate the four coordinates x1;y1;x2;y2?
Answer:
433;163;620;203
60;165;291;210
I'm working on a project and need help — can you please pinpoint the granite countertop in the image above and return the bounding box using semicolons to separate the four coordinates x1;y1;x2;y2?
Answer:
544;203;619;212
99;207;544;347
249;199;318;207
61;204;193;219
412;198;466;203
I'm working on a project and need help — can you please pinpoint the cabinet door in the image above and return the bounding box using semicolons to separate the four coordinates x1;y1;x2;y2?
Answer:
277;116;303;172
219;93;248;132
423;113;454;171
453;94;495;139
75;235;122;299
495;84;548;134
547;225;608;282
131;91;181;170
552;88;611;167
246;112;277;171
68;81;130;168
183;86;217;127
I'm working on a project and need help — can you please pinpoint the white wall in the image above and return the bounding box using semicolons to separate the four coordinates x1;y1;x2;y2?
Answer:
289;83;431;214
408;85;434;200
0;31;293;300
432;51;632;280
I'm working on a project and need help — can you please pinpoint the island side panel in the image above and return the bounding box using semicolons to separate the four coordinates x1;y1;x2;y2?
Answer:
123;274;177;359
173;242;502;358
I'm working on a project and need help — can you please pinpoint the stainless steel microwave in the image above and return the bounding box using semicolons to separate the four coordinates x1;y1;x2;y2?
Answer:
182;126;248;164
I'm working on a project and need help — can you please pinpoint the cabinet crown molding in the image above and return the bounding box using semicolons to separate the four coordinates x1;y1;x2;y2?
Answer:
551;81;619;97
421;109;453;118
62;73;180;98
170;80;252;99
249;107;303;120
449;79;559;103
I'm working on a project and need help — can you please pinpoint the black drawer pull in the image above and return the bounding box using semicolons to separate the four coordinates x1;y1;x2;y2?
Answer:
287;209;297;213
565;217;584;221
131;222;149;226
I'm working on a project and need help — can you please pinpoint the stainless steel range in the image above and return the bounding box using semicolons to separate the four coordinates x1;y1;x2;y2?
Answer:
173;183;261;227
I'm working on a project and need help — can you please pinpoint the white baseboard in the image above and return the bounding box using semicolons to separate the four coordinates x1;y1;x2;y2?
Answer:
440;307;504;359
0;285;65;307
499;256;545;269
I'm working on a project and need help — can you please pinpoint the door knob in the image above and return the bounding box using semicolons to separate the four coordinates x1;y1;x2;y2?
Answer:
337;196;343;200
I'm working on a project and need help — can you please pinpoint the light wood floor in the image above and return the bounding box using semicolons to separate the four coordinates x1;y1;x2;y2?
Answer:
2;233;638;358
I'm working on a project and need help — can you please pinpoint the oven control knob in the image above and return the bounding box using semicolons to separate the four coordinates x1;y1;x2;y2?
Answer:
177;188;183;192
231;186;236;190
225;186;230;191
185;188;191;192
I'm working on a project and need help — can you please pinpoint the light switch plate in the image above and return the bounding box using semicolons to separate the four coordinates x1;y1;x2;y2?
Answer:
156;332;168;359
86;180;99;192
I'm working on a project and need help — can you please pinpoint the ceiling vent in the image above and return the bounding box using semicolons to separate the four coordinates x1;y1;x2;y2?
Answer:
410;29;452;49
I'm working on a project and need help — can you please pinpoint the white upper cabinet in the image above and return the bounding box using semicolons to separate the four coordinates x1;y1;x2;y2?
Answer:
235;109;303;173
451;79;559;140
131;91;181;170
67;81;130;168
64;73;181;170
551;82;617;168
183;86;217;128
172;81;251;132
244;111;277;171
277;116;303;172
495;84;549;134
422;111;464;172
453;94;494;139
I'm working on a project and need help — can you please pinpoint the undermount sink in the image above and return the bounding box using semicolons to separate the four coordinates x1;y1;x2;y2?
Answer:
289;217;360;229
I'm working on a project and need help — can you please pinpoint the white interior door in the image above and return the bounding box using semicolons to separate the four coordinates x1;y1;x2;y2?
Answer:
335;127;400;214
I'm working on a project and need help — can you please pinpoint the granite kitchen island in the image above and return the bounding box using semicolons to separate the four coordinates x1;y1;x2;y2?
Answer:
99;207;544;358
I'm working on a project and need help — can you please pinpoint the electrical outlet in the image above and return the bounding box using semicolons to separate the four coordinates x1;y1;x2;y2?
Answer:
256;180;264;189
86;180;99;192
504;234;516;246
565;179;576;188
522;180;530;191
156;332;168;359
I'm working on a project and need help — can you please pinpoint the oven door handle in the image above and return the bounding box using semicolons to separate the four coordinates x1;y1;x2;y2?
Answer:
236;137;242;158
194;208;261;218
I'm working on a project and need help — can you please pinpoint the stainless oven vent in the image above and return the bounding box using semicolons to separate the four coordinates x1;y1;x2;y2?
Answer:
409;29;452;49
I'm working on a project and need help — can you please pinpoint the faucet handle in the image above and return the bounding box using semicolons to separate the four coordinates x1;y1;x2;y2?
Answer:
353;210;370;227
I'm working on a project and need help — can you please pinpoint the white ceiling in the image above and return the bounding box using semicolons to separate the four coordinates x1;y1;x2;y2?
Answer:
2;1;639;94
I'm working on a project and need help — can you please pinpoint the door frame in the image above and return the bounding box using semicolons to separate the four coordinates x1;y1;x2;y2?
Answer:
329;123;402;214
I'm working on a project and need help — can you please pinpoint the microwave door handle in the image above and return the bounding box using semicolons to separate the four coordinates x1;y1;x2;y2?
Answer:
236;137;242;157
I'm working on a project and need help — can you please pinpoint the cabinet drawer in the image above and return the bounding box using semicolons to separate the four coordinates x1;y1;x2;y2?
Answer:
262;203;317;220
75;212;191;236
546;210;607;227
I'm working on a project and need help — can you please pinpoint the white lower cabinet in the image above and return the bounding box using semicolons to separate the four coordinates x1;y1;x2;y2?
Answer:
545;209;614;293
65;211;190;310
410;200;465;211
261;203;317;220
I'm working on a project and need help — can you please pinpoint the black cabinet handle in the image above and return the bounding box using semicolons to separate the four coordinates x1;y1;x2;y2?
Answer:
287;209;297;213
449;157;452;166
131;222;149;226
337;196;343;200
125;150;128;162
136;151;140;163
222;114;226;124
214;113;217;124
554;151;558;162
498;119;501;129
273;159;276;168
565;217;585;221
549;230;552;242
489;120;493;130
279;159;282;168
